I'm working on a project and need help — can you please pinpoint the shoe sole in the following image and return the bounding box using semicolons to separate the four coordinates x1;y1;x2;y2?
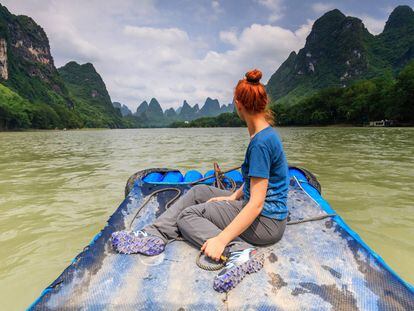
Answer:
111;231;165;255
213;253;265;292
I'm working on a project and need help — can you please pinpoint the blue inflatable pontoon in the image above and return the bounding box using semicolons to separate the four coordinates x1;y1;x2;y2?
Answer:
29;167;414;310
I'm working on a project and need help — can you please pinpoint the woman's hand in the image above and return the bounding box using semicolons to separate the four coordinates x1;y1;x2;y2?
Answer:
207;195;234;203
201;236;227;261
206;184;244;203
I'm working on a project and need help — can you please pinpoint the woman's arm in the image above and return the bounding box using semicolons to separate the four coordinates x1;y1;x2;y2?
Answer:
202;177;268;260
230;183;244;200
207;183;244;202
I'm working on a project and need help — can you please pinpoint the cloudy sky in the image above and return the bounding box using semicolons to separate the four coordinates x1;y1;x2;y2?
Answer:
3;0;406;111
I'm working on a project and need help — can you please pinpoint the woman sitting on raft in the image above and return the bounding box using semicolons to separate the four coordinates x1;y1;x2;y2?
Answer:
111;69;289;292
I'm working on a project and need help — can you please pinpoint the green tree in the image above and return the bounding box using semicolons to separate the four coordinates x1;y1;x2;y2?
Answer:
0;84;31;129
390;60;414;122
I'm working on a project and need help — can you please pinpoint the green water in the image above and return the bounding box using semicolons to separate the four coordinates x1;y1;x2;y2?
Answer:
0;127;413;310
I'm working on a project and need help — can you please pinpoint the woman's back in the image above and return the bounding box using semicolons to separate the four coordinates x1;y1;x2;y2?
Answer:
241;125;289;220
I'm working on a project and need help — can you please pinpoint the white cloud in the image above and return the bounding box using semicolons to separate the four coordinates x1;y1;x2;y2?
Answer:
343;10;386;35
124;26;190;46
2;0;312;111
219;29;239;46
311;2;335;14
294;19;315;40
256;0;285;22
2;0;158;64
356;15;386;35
211;1;223;14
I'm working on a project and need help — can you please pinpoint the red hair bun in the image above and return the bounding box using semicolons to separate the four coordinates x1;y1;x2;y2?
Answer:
245;69;262;83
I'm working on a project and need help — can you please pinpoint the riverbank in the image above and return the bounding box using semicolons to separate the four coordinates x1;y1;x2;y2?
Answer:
2;124;414;132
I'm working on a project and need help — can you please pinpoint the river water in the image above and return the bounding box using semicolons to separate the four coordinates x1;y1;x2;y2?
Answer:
0;127;413;310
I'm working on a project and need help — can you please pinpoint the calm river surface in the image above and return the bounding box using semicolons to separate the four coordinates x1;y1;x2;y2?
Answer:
0;127;413;310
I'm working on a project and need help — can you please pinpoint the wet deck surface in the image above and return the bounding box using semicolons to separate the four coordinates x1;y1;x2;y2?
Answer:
31;178;414;310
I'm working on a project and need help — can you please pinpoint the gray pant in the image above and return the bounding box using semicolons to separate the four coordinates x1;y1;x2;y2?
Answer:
145;184;286;252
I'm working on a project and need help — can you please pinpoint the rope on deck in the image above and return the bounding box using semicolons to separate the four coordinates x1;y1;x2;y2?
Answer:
287;213;337;225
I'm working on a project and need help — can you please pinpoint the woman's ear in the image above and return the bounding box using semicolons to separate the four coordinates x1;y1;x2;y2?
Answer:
234;99;244;120
235;99;242;111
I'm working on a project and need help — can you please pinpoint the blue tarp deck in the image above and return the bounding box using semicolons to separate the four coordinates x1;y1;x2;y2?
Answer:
29;169;414;310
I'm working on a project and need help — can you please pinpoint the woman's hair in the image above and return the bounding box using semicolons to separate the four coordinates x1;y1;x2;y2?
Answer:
234;69;275;126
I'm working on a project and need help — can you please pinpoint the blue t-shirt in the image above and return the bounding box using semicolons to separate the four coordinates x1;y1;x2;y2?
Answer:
241;126;289;220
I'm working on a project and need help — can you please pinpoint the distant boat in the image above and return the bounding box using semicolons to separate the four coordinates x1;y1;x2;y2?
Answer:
368;119;395;127
29;167;414;310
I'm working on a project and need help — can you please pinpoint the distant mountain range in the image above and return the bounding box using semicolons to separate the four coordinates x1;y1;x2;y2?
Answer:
112;97;234;127
123;97;234;122
266;5;414;105
112;102;132;117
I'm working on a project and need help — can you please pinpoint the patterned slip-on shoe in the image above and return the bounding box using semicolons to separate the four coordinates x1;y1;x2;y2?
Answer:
213;248;264;293
111;230;165;255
